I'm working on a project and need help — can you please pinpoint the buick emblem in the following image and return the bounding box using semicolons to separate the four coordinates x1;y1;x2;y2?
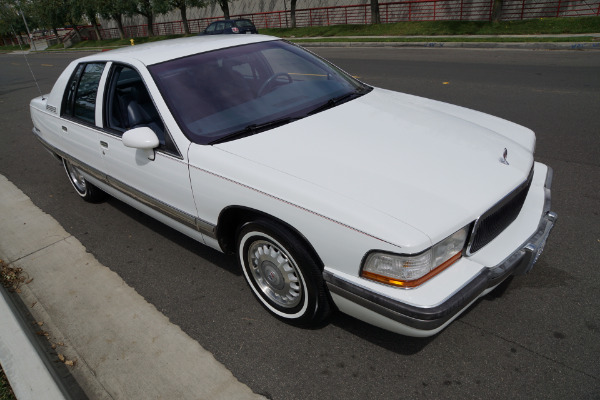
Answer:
500;148;509;165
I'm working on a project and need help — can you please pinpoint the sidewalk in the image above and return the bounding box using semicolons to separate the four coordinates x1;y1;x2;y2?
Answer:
0;174;263;400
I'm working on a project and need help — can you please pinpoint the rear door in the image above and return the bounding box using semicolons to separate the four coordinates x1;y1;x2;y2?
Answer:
59;62;106;177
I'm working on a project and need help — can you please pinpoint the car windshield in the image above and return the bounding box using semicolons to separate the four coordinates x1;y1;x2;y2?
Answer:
149;40;370;145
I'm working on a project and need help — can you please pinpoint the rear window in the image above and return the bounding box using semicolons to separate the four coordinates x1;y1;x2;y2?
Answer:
235;20;255;28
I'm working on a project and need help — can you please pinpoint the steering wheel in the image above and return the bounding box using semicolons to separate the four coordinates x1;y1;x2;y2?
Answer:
258;73;293;96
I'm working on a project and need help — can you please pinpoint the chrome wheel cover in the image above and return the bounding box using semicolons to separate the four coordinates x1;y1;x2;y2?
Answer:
247;240;302;309
64;160;87;194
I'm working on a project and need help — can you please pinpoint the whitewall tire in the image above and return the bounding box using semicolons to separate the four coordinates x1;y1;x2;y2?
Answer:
237;220;331;326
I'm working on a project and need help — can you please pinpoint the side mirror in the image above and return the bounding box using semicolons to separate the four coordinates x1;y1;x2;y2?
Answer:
122;127;159;160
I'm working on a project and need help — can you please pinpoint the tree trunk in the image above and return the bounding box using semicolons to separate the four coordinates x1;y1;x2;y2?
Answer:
220;1;230;19
492;0;504;21
88;14;102;40
291;0;297;28
112;14;126;39
70;22;82;40
146;13;155;36
370;0;381;24
181;5;190;34
52;27;61;43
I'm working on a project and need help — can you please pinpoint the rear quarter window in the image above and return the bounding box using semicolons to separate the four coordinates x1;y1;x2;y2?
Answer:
236;20;254;28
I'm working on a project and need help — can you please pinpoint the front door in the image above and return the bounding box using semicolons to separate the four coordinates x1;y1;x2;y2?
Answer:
98;63;200;237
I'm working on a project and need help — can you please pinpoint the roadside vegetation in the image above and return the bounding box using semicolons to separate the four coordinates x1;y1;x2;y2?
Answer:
0;366;16;400
0;16;598;52
261;16;600;37
0;44;20;52
45;33;194;50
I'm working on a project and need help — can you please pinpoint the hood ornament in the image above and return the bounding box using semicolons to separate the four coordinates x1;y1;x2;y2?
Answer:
500;148;509;165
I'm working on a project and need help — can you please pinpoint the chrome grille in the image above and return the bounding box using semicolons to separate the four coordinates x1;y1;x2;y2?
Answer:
468;168;534;254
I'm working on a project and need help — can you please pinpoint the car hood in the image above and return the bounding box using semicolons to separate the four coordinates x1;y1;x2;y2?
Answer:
215;88;535;244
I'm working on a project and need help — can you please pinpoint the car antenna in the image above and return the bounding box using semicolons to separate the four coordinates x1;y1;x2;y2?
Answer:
8;20;42;96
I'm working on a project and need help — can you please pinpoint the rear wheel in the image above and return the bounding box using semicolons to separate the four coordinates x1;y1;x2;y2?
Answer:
237;220;331;326
63;159;105;202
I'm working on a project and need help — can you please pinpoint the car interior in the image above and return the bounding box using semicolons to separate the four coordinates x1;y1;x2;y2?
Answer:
106;66;166;145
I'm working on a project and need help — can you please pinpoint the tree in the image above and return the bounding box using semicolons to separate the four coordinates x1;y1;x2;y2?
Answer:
72;0;102;40
290;0;297;28
370;0;380;24
492;0;504;21
170;0;205;34
210;0;230;19
137;0;155;36
97;0;136;39
0;1;26;44
135;0;171;37
26;0;71;42
86;10;102;40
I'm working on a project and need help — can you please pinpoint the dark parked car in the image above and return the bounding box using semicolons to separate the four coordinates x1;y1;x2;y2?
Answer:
202;19;258;35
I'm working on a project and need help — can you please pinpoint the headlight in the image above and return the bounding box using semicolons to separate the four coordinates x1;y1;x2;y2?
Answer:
361;226;469;288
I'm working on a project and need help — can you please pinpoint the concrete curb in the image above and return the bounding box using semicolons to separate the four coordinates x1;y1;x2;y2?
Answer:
0;283;65;400
295;40;600;50
0;174;263;400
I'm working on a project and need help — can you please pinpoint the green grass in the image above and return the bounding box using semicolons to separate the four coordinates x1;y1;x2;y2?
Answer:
0;45;23;52
35;16;600;51
261;16;600;37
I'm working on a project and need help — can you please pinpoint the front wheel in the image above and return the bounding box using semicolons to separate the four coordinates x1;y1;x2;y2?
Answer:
63;158;105;202
237;220;331;326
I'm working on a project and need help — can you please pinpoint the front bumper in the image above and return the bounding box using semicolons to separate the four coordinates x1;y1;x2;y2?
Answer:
323;168;557;334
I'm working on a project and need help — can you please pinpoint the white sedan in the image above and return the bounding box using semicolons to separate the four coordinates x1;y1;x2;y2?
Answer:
30;35;556;337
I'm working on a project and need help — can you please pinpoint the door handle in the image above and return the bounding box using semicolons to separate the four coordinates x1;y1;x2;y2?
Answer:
100;141;108;148
62;126;68;132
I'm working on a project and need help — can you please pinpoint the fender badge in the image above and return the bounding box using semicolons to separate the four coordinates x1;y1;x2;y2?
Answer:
500;148;509;165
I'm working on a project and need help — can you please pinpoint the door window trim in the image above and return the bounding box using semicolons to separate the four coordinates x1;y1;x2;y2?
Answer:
102;62;182;158
61;62;106;127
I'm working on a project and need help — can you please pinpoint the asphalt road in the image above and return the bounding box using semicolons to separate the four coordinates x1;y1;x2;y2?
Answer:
1;47;599;399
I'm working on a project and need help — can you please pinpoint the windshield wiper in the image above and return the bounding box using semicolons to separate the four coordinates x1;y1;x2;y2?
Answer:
209;116;300;145
307;87;371;116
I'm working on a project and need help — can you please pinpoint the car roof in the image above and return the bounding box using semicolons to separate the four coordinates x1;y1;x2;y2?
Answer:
210;19;253;23
77;34;276;66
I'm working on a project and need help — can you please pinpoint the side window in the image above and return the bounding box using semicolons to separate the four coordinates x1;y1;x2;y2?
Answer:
62;62;105;125
205;23;215;33
104;65;172;151
216;22;225;32
62;64;84;117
